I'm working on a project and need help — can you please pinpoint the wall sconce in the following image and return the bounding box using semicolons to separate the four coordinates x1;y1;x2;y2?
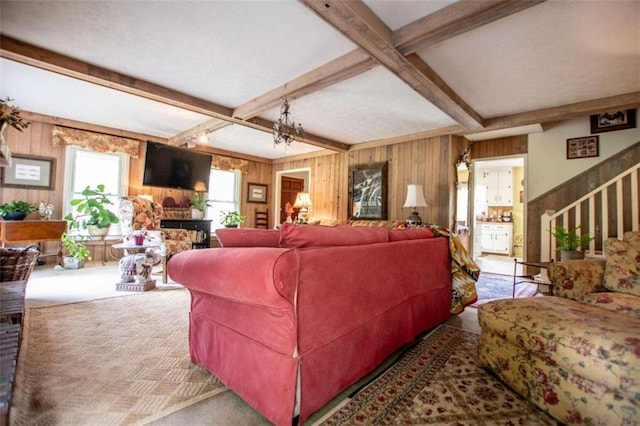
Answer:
403;184;427;226
293;192;313;223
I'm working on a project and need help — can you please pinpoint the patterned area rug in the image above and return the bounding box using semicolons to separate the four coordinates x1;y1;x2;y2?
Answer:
10;288;227;425
317;325;560;425
472;272;539;307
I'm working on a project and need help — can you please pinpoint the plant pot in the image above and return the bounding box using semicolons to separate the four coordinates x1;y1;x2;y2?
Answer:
224;224;239;228
560;250;584;261
87;225;110;240
1;212;28;221
191;209;205;220
63;256;85;269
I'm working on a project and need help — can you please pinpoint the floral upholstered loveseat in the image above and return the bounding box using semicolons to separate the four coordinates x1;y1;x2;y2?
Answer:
477;231;640;425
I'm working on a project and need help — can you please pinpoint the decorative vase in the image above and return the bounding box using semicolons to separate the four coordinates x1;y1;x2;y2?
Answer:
86;225;110;240
1;212;28;221
191;209;205;220
134;234;145;245
225;224;238;228
560;250;584;261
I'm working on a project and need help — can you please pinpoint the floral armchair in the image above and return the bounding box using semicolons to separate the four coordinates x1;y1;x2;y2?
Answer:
118;196;191;283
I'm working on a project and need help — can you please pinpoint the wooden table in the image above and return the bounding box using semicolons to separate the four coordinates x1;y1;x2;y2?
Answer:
0;220;67;263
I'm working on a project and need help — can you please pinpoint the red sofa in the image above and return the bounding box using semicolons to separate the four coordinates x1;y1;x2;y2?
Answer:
168;224;452;425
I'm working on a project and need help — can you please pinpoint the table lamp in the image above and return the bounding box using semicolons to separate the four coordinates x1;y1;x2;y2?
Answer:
403;184;427;226
293;192;312;223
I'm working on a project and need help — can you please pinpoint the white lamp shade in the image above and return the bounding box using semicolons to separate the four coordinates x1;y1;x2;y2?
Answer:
403;184;427;208
293;192;313;208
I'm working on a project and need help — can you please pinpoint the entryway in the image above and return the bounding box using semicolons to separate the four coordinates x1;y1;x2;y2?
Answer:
275;167;310;226
471;156;526;276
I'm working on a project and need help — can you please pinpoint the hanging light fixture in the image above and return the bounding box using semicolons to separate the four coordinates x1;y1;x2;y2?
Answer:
273;98;303;147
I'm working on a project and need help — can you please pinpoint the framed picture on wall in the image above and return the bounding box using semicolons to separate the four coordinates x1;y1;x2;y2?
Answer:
247;182;267;203
566;136;599;160
349;162;388;220
590;109;636;133
1;154;56;189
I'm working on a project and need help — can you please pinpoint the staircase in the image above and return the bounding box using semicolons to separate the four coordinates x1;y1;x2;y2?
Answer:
540;163;639;262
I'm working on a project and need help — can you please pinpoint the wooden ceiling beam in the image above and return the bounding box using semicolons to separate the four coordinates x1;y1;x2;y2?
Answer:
1;35;348;153
300;0;484;131
394;0;545;55
464;91;640;134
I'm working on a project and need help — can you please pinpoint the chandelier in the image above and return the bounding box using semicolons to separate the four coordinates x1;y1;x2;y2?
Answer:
273;98;303;146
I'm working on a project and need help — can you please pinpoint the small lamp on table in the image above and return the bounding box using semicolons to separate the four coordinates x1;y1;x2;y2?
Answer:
403;184;427;226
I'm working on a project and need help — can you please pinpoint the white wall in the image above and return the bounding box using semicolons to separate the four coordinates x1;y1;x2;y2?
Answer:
528;109;640;200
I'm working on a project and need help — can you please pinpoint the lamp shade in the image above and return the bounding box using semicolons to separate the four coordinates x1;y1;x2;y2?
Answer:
293;192;313;208
403;184;427;208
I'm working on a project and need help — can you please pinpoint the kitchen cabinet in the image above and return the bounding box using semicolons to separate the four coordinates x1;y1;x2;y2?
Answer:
477;168;513;206
480;223;513;255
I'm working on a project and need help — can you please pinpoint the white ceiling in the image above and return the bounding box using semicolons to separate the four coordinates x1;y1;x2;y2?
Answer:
1;0;638;160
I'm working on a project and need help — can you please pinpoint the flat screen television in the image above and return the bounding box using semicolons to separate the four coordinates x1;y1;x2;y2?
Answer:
142;141;212;191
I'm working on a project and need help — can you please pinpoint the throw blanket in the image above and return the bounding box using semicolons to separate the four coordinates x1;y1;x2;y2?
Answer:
431;226;479;314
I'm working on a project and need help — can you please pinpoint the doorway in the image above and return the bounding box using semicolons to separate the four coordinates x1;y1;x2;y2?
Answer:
471;156;526;275
275;168;310;225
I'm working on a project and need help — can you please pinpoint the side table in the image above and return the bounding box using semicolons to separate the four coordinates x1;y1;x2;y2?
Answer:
112;242;161;292
513;259;554;297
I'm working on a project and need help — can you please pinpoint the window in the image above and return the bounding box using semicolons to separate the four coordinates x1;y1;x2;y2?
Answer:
207;168;241;230
63;146;129;236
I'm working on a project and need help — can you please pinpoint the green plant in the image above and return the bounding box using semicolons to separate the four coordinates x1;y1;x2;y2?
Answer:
550;225;594;251
64;184;119;230
190;193;213;211
0;200;36;216
60;232;92;261
220;211;246;226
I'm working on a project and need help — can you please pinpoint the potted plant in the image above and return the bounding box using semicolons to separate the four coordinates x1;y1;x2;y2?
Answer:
220;211;246;228
550;225;594;260
64;184;119;240
190;193;213;219
0;200;36;220
60;231;91;269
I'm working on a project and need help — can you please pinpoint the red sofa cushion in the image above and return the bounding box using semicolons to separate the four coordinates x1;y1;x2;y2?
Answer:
216;228;280;247
388;227;435;241
279;223;389;248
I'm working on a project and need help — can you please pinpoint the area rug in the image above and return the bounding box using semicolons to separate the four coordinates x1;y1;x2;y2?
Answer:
471;272;539;307
317;325;560;425
10;288;227;425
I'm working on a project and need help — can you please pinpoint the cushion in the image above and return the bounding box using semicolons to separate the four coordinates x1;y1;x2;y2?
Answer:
388;227;435;241
603;237;640;296
623;230;640;244
215;228;280;247
279;223;388;248
581;292;640;319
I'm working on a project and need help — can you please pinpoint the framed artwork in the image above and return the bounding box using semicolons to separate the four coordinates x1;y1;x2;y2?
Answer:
590;109;636;134
349;162;388;220
566;136;599;160
1;154;56;189
247;182;267;203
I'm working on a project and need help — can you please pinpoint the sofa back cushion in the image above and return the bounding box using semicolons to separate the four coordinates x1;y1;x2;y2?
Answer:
279;223;388;248
216;228;280;247
388;227;435;241
603;237;640;296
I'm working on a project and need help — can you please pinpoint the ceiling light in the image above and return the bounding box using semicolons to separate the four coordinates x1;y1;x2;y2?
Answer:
185;140;196;149
198;133;209;144
273;98;303;147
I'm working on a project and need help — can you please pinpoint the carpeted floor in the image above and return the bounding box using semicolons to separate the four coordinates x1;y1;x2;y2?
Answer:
315;324;560;425
472;272;539;306
10;288;227;425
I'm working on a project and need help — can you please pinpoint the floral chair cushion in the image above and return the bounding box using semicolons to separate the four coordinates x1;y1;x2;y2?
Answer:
603;237;640;296
581;291;640;319
547;259;605;301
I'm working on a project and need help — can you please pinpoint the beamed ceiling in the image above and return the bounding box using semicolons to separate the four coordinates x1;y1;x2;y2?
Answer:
1;0;639;161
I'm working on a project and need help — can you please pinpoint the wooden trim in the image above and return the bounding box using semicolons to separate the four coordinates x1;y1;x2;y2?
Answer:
20;110;168;143
300;0;484;131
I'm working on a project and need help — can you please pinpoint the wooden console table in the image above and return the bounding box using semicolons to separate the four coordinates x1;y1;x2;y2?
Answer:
0;220;67;262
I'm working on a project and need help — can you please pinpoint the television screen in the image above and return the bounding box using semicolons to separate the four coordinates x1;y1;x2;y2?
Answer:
142;141;212;191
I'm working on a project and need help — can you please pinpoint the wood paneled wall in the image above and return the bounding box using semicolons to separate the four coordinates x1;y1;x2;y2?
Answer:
275;135;462;228
470;135;527;160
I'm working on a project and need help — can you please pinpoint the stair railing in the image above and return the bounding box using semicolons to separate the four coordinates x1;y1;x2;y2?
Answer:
540;162;639;262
